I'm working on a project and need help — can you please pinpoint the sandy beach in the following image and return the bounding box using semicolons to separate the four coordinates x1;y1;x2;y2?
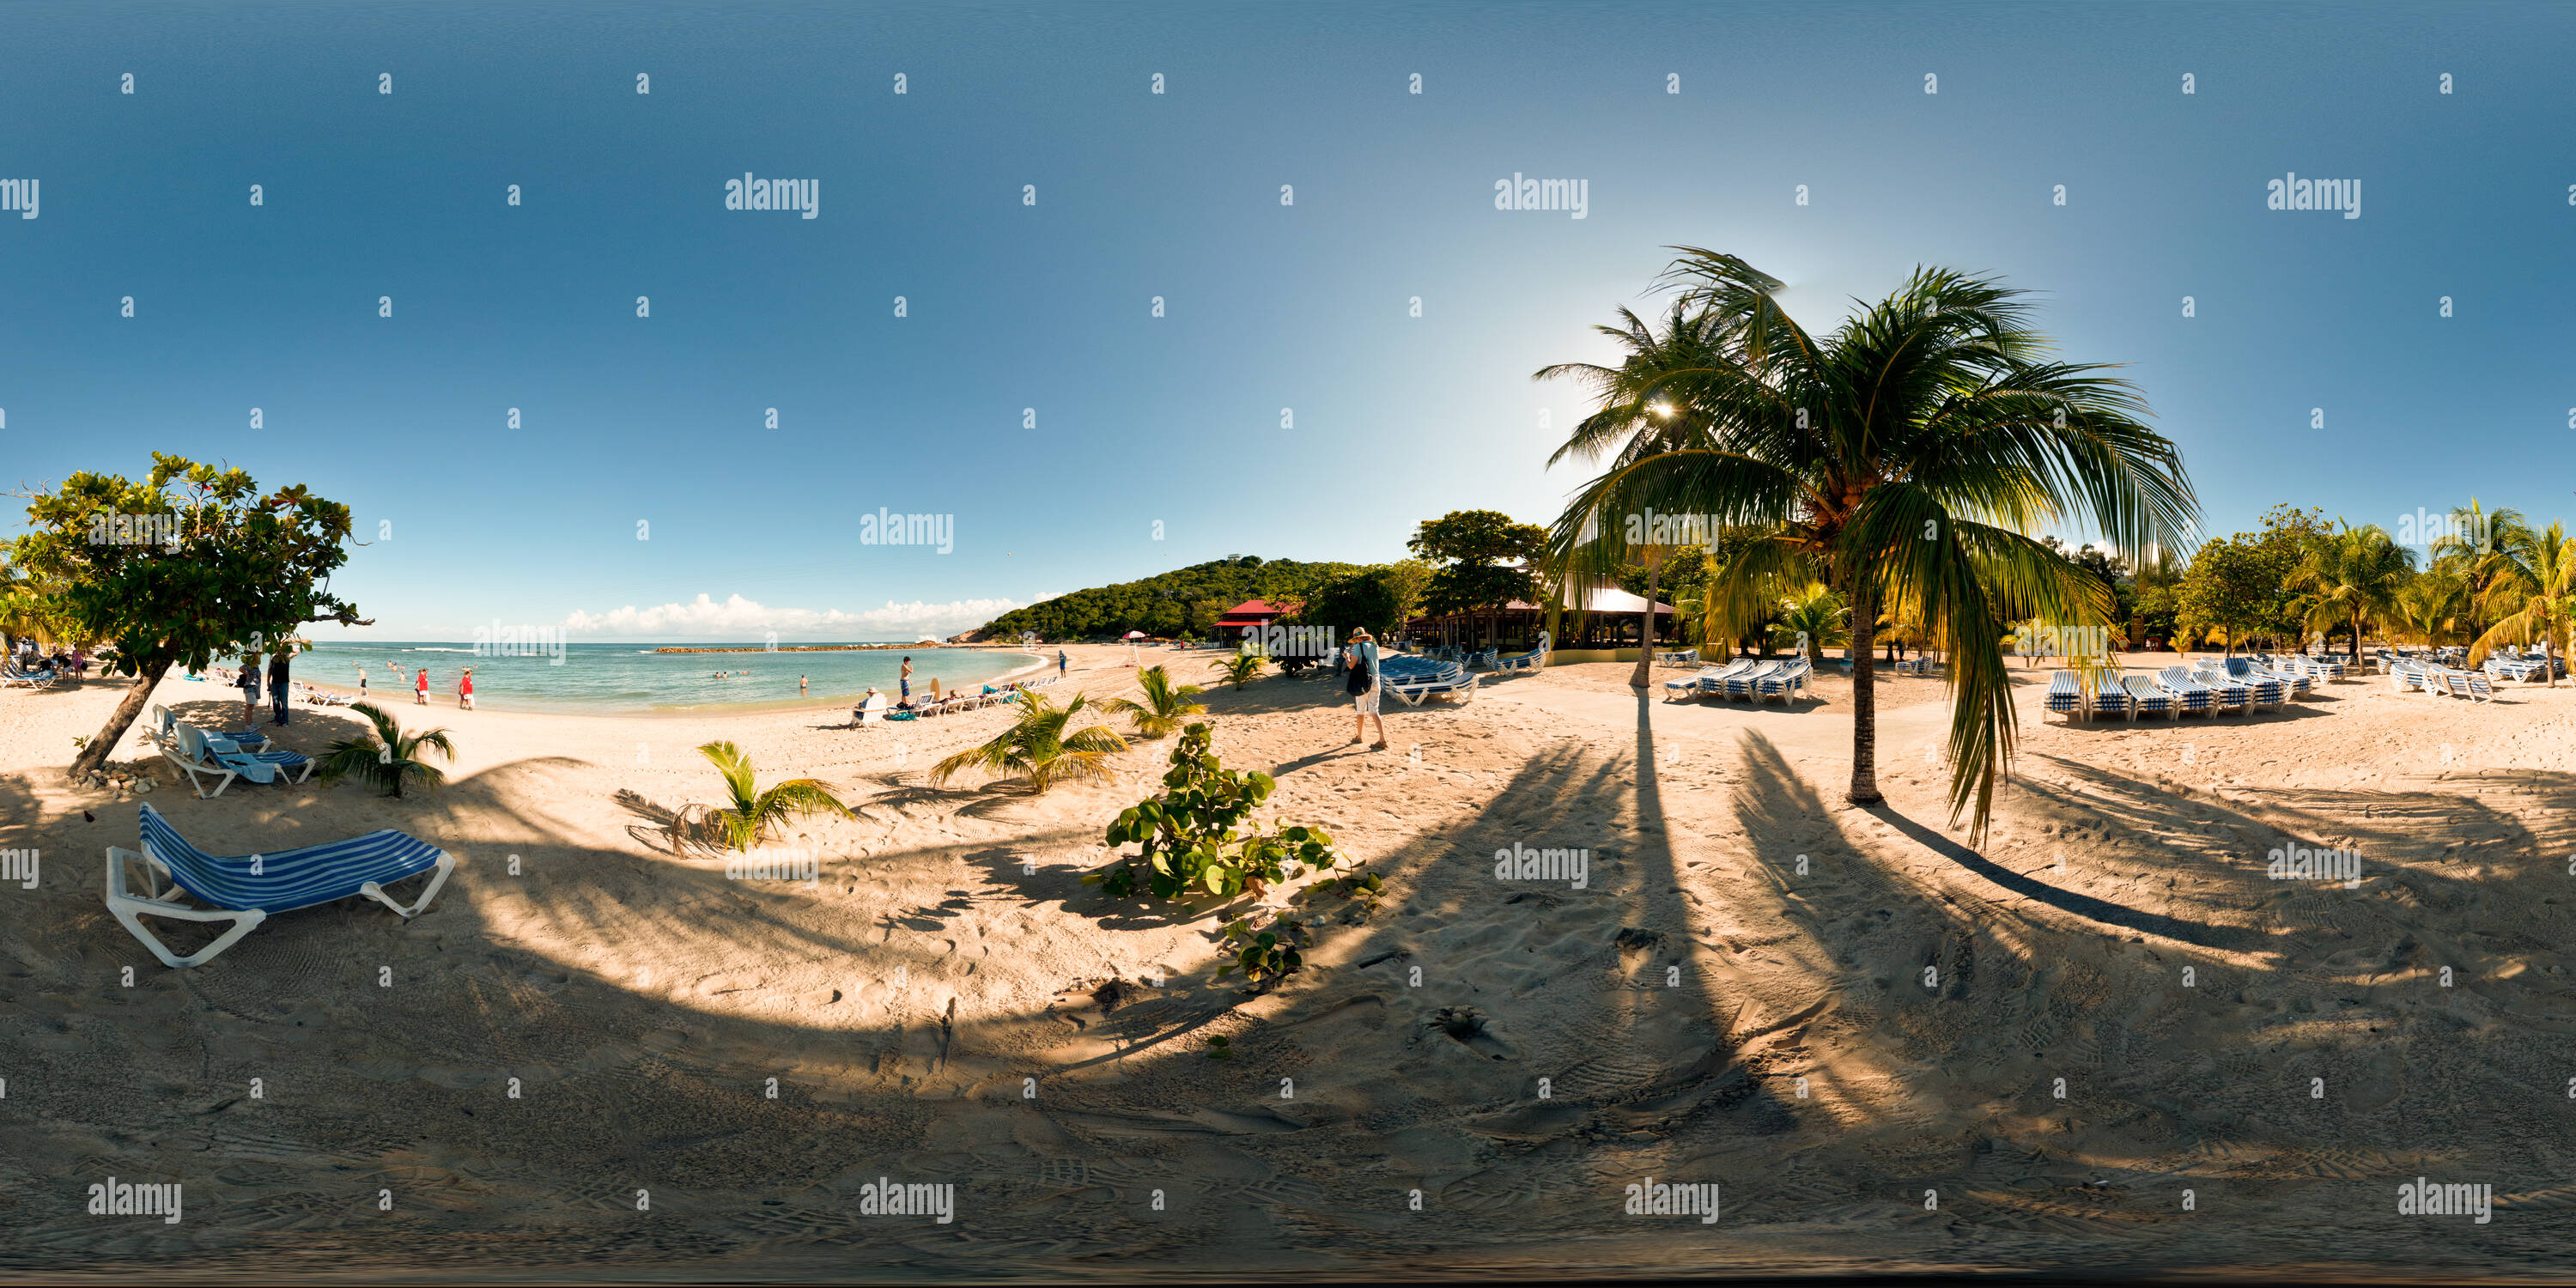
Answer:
6;647;2575;1278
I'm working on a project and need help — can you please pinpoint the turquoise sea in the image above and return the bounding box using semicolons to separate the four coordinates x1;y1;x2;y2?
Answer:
283;641;1048;715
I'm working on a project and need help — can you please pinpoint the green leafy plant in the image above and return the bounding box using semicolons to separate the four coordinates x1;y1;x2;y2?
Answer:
317;702;455;799
1103;664;1206;738
1305;871;1387;914
1218;914;1310;987
1087;723;1346;902
689;740;854;852
930;689;1127;793
8;454;367;779
1205;1035;1233;1060
1210;650;1267;691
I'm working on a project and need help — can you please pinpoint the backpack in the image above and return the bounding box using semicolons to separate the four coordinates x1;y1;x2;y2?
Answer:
1346;644;1374;695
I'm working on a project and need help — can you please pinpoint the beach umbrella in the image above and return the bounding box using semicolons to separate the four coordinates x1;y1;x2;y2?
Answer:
1124;629;1145;665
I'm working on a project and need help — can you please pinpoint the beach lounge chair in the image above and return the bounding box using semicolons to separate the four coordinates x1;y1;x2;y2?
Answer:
106;802;454;969
1378;655;1478;706
2442;668;2497;702
2154;666;2214;717
152;704;268;752
2044;671;2082;722
1662;660;1739;701
1758;659;1814;704
2188;665;2253;713
2389;660;2432;693
2257;657;2314;697
2087;681;2136;720
2122;675;2175;718
1724;659;1783;700
1492;634;1551;674
1654;647;1698;667
1;664;56;690
2215;660;2285;710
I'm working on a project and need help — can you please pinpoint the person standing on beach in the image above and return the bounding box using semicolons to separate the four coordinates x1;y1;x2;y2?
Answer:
267;646;293;726
1344;627;1387;750
416;666;430;706
356;665;368;697
238;654;263;726
901;656;913;706
459;667;476;710
1057;649;1067;679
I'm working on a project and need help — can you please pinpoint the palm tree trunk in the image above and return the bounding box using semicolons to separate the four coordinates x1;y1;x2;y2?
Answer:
71;659;170;780
1629;556;1660;688
1847;578;1883;805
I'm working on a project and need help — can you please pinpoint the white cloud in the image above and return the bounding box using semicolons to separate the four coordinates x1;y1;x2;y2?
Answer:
562;593;1024;640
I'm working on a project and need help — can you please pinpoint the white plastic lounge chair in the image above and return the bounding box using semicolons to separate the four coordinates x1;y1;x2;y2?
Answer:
1722;660;1782;700
2216;660;2285;710
2444;668;2496;702
152;704;268;752
1;665;56;690
1492;634;1549;673
1758;659;1814;704
1662;661;1738;700
2122;675;2174;718
2154;667;2214;717
106;803;454;969
1379;655;1477;706
2044;671;2082;722
2188;665;2253;713
2087;682;2136;720
1655;647;1699;667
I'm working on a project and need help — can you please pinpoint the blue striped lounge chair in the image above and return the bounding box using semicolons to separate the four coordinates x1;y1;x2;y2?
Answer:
1757;659;1813;704
2390;660;2432;693
106;803;455;969
2154;666;2214;716
2216;660;2286;709
2087;680;2136;720
2122;675;2175;718
1663;659;1745;701
2188;665;2253;713
1724;660;1783;700
2247;657;2312;698
2;664;57;689
1380;656;1479;707
1655;647;1699;667
2306;654;2348;680
2045;671;2082;722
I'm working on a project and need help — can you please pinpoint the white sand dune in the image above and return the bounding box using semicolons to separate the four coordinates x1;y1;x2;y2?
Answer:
4;647;2574;1276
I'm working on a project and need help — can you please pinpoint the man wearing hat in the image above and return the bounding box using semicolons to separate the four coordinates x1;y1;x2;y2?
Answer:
1344;627;1387;750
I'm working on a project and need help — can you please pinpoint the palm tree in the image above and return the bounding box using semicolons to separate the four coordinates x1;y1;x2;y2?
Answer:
2430;497;2530;642
2392;571;2467;647
1211;651;1266;691
1544;249;2197;835
1106;664;1206;738
931;689;1128;793
2468;520;2576;685
1768;582;1849;666
316;702;456;799
1536;300;1728;688
2290;519;2414;664
689;741;854;852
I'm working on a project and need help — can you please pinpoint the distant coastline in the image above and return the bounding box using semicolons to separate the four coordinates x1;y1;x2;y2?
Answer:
653;643;987;654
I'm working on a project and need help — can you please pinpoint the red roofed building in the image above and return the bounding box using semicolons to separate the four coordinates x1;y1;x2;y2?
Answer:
1216;599;1297;633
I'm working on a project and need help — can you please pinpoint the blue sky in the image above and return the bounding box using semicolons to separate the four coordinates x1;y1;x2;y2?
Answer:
4;1;2572;640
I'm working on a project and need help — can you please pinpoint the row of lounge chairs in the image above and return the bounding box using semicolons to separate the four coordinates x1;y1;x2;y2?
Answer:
150;705;317;796
1661;657;1814;704
1377;654;1479;705
2046;659;2342;721
854;674;1065;726
2385;659;2498;702
3;662;61;689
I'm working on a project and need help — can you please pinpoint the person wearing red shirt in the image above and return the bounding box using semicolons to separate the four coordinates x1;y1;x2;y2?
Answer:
459;667;476;710
416;666;430;705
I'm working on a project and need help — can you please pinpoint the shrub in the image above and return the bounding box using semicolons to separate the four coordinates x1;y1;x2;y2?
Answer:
1087;723;1345;903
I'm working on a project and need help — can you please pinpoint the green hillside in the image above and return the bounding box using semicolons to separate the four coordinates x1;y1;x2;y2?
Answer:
975;556;1365;641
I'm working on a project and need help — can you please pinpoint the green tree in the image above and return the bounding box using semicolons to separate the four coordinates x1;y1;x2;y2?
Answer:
2289;520;2414;662
1536;300;1731;686
1768;582;1849;666
2177;536;2285;655
1543;249;2196;835
9;455;367;778
1410;510;1547;648
2469;519;2576;685
2430;497;2529;642
1294;566;1405;641
686;740;855;851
